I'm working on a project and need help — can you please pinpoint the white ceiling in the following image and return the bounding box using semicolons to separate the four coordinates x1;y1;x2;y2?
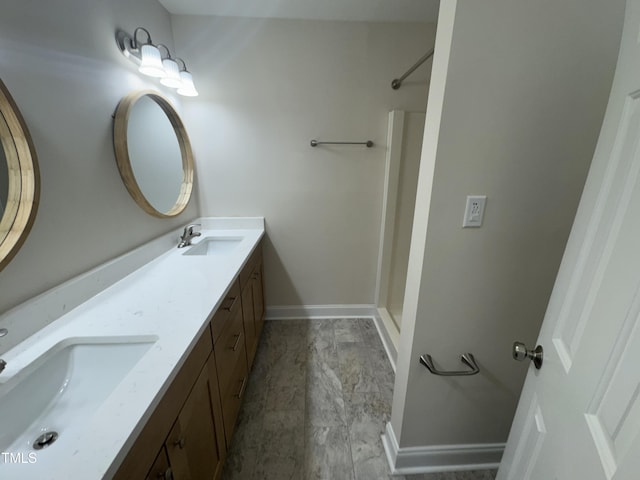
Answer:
158;0;440;23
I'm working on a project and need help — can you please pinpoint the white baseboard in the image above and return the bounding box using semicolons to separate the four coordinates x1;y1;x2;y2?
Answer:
372;310;398;373
265;304;377;320
375;308;400;372
382;422;503;475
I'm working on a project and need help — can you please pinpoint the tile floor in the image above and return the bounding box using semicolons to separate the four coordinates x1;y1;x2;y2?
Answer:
221;318;497;480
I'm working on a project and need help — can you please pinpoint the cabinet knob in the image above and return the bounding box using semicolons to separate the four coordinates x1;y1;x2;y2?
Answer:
230;333;242;351
174;437;186;449
158;467;173;480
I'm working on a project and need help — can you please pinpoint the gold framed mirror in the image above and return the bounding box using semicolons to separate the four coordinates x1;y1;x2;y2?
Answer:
113;90;194;218
0;79;40;272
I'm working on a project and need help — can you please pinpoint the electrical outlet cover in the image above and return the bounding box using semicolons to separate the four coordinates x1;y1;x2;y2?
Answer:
462;195;487;227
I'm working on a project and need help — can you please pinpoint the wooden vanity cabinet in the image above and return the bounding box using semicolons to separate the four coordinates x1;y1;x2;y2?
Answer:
239;243;265;368
165;357;223;480
115;241;266;480
113;332;226;480
209;241;264;447
211;278;249;448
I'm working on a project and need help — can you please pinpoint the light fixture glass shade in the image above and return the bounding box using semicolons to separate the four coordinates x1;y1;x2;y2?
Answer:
177;70;199;97
160;58;182;88
138;44;164;77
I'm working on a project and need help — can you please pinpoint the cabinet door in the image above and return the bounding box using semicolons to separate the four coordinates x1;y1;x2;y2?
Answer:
166;363;223;480
241;281;257;368
251;264;265;339
220;353;249;447
145;447;172;480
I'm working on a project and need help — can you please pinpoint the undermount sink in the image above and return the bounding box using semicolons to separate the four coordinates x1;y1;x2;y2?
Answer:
0;336;156;454
183;236;243;256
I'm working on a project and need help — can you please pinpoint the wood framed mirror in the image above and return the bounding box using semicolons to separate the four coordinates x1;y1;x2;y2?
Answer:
113;90;194;218
0;79;40;272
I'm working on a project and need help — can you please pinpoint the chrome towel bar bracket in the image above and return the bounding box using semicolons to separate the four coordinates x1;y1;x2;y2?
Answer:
419;353;480;376
391;48;435;90
310;139;373;148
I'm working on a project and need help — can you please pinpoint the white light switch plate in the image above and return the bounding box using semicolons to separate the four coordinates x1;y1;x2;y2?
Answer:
462;195;487;227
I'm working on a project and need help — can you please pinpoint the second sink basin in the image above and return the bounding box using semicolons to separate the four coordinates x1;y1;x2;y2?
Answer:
183;236;243;256
0;336;156;454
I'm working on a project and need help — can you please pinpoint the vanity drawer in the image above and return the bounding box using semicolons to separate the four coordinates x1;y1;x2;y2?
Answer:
220;353;249;447
210;279;241;344
214;303;246;393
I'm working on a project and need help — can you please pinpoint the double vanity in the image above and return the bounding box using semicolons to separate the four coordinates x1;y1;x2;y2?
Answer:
0;217;265;479
0;74;258;479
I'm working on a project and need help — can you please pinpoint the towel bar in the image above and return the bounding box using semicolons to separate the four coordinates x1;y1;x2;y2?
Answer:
419;353;479;376
310;139;373;148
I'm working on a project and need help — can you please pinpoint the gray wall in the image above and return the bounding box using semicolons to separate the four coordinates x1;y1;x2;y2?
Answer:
171;16;435;308
391;0;624;450
0;0;199;314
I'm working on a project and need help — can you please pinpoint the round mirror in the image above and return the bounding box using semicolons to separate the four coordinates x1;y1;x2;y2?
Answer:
0;79;40;272
0;147;7;220
113;90;194;217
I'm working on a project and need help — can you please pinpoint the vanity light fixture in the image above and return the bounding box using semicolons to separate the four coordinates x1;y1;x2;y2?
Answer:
116;27;199;97
157;45;182;88
175;58;199;97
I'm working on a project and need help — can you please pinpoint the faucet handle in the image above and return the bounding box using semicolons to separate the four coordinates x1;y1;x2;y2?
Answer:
185;223;201;234
0;328;7;338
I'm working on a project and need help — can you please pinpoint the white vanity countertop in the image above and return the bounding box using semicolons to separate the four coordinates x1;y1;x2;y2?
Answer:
0;217;265;480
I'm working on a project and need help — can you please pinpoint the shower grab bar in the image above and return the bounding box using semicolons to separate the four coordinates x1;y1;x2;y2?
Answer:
310;139;374;148
419;353;480;376
391;48;435;90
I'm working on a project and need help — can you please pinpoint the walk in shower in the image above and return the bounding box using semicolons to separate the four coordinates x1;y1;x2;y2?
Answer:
375;110;425;361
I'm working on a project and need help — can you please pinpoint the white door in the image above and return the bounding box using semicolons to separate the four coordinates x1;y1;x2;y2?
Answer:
498;2;640;479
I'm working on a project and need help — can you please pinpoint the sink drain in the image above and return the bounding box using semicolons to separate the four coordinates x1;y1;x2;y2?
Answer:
33;431;59;450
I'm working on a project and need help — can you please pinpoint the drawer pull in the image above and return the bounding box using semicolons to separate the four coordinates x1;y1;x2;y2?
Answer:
221;296;237;311
173;437;186;449
230;333;242;351
235;377;247;399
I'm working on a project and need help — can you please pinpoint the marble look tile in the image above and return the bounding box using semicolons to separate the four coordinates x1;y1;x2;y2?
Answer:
337;342;381;394
265;383;305;413
345;392;392;480
254;442;304;479
220;443;258;480
334;318;365;343
345;391;391;428
264;345;307;387
253;457;304;480
305;425;355;480
223;319;497;480
230;399;265;449
357;317;378;337
307;331;338;369
306;363;347;427
254;421;305;479
263;409;305;432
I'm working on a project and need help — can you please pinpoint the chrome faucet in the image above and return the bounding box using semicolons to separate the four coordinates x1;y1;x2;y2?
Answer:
0;328;7;374
178;223;201;248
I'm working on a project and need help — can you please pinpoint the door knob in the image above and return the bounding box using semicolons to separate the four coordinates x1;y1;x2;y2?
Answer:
512;341;543;369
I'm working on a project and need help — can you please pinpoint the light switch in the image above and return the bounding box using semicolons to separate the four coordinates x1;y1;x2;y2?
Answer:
462;195;487;228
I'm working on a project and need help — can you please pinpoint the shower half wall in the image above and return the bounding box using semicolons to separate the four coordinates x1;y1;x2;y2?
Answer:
375;110;425;365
